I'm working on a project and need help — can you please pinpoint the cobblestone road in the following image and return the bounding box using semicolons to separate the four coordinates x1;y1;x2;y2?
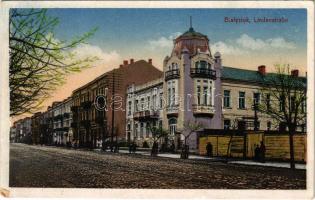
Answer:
10;143;306;189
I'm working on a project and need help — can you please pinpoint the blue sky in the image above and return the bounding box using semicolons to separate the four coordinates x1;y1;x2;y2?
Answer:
44;8;307;72
48;8;307;50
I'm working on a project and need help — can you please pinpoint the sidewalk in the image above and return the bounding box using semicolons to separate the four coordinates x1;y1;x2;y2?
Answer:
95;148;306;169
228;160;306;170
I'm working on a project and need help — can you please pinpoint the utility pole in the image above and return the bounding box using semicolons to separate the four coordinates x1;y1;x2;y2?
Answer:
111;70;115;152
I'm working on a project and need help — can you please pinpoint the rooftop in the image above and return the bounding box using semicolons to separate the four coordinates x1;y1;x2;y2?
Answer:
222;66;306;86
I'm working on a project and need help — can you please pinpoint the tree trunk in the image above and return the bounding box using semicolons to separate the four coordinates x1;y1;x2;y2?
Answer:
289;128;295;169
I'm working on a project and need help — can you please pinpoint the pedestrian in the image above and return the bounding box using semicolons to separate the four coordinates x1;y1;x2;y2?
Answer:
132;142;137;154
206;142;213;157
254;144;260;161
129;142;132;154
259;141;266;163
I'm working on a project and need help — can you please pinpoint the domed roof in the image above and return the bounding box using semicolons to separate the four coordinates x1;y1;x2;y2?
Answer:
177;27;208;40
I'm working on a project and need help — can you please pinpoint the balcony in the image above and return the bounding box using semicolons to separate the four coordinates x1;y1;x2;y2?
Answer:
63;113;70;118
80;120;91;128
166;105;179;117
53;114;63;121
133;110;159;121
165;69;180;81
192;104;215;116
80;101;92;110
190;68;216;79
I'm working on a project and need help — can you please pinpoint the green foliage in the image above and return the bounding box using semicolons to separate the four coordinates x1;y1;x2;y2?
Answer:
149;125;169;142
9;9;98;116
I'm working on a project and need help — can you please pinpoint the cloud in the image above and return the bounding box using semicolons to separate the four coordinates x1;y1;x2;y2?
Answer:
148;32;181;49
212;41;248;55
236;34;296;50
236;34;266;50
71;44;121;66
212;34;296;56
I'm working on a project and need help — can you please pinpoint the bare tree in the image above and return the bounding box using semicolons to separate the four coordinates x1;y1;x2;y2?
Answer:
180;120;204;159
10;9;98;116
259;64;307;169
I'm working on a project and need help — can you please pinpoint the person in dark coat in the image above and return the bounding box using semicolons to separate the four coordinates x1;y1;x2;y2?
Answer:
206;142;213;157
259;141;266;163
254;144;260;161
132;142;137;154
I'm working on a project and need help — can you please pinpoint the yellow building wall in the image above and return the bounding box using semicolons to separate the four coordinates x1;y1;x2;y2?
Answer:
199;133;306;162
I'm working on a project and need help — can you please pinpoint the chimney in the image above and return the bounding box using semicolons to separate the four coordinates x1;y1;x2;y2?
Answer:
130;58;134;64
123;60;128;65
291;69;299;77
258;65;266;75
148;58;152;65
119;64;123;68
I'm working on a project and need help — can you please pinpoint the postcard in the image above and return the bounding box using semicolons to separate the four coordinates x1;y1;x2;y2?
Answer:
0;1;314;199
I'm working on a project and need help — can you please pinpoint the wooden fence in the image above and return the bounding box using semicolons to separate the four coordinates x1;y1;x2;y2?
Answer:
199;131;306;162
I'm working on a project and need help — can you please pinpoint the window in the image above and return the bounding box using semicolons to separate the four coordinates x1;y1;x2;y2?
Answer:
266;94;271;111
195;60;208;69
197;86;201;105
253;92;260;105
223;90;231;108
169;118;177;136
168;88;171;106
267;121;271;131
128;101;131;116
146;122;150;138
203;86;208;105
147;96;150;110
239;92;246;109
224;120;231;130
152;94;156;110
141;98;144;110
172;88;175;105
159;93;163;109
135;100;139;112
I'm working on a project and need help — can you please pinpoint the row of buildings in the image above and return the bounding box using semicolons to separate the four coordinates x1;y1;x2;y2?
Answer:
10;25;307;152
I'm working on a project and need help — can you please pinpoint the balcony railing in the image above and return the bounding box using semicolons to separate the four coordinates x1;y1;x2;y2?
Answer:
192;104;215;116
80;101;92;110
166;105;179;116
133;110;159;120
190;68;216;79
53;114;63;121
165;69;180;81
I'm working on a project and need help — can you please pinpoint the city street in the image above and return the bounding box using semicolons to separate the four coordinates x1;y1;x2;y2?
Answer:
10;143;306;189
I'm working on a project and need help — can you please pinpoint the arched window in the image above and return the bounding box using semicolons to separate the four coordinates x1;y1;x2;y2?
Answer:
169;118;177;136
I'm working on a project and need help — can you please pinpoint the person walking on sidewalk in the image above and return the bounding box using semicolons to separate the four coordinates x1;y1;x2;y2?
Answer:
259;141;266;163
206;142;213;157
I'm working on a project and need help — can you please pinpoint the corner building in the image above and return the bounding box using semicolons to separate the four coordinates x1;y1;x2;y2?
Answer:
126;26;306;152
